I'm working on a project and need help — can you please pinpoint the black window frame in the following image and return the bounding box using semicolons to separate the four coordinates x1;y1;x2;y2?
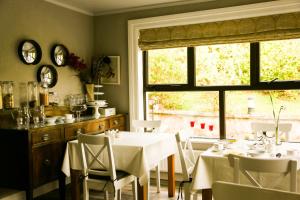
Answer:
143;42;300;139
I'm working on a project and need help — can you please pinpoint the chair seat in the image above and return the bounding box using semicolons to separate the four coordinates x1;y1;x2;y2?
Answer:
89;170;130;181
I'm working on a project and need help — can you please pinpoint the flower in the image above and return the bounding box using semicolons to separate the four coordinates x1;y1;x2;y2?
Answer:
269;91;285;144
67;53;87;71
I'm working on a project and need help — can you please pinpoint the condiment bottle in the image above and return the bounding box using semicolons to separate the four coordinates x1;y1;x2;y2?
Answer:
1;81;14;109
28;81;39;108
39;83;49;106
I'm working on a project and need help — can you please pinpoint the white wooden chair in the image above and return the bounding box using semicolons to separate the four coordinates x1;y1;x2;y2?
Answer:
175;132;197;200
251;122;292;141
132;119;162;193
78;134;137;200
213;181;300;200
228;155;297;192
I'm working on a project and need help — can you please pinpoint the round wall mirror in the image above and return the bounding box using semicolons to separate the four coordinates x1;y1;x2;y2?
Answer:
51;44;69;66
18;40;42;65
37;65;58;88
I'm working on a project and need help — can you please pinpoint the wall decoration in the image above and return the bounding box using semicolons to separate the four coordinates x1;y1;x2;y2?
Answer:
51;44;69;67
98;56;120;85
18;40;42;65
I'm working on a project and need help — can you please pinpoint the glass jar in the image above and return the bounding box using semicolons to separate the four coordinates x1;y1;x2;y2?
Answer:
39;84;49;106
28;81;39;108
1;81;14;109
19;82;28;107
0;83;2;109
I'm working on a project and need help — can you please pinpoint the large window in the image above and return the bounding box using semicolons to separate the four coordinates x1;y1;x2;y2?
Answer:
143;38;300;142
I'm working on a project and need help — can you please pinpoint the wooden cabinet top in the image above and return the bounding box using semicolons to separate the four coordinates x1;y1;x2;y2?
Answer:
0;114;126;131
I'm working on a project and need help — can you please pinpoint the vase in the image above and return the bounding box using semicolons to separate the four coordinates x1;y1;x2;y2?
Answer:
275;127;281;145
85;84;94;102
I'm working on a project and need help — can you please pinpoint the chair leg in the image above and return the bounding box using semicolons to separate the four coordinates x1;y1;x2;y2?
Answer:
82;180;89;200
104;191;109;200
117;189;121;200
132;178;138;200
156;164;160;193
183;183;191;200
192;193;198;200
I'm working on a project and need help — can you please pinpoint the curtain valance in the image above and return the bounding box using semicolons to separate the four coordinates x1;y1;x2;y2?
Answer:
138;12;300;50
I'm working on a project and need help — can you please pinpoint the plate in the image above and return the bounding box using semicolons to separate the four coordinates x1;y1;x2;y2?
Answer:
64;118;75;123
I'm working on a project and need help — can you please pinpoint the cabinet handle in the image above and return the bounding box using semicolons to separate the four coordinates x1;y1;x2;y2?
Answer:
41;134;49;142
99;124;103;130
113;120;119;125
43;159;50;166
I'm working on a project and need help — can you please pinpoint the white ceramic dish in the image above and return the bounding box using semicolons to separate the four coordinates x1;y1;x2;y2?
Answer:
45;117;57;124
64;118;75;123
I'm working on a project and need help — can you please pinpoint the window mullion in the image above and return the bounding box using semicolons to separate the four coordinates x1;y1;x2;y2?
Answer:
187;47;195;87
250;43;259;86
219;90;225;139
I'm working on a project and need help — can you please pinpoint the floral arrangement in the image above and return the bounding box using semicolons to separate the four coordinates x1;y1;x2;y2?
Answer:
67;53;87;71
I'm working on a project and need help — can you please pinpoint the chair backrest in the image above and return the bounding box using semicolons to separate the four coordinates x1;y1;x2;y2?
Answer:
213;181;300;200
78;134;116;181
228;155;297;192
132;120;161;133
251;122;292;141
175;132;196;181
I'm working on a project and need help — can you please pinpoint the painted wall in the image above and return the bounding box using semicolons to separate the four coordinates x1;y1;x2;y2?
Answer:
0;0;94;106
94;0;273;114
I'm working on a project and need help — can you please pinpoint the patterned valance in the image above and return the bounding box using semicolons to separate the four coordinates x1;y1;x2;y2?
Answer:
138;12;300;50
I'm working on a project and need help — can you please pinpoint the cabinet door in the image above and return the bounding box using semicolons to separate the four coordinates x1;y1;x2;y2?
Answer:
32;142;63;187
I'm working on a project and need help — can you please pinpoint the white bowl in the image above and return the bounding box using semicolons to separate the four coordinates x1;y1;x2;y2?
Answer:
45;117;57;124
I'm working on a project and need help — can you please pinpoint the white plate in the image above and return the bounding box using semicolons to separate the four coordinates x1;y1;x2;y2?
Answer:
64;118;75;123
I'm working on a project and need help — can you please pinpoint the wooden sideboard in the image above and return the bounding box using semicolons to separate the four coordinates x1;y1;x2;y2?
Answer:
0;114;126;200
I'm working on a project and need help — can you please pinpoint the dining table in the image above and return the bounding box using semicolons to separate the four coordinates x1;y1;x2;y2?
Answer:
190;140;300;200
61;131;177;200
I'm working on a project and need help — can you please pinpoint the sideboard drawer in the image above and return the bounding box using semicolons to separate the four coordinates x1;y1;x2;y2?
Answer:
85;120;109;133
31;127;62;146
64;124;86;141
109;116;125;129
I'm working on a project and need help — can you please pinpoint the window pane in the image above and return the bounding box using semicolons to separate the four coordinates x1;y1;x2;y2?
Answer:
260;38;300;82
195;43;250;86
148;48;187;84
225;90;300;142
146;91;219;138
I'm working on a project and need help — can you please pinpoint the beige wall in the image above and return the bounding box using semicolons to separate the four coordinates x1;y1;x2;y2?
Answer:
0;0;273;111
94;0;273;114
0;0;94;106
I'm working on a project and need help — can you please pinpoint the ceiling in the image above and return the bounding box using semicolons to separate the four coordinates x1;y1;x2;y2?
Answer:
44;0;214;16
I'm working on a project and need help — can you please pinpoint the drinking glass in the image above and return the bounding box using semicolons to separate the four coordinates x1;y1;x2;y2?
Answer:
70;95;87;121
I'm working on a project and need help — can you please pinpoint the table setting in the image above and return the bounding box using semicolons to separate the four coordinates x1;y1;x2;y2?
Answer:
190;137;300;196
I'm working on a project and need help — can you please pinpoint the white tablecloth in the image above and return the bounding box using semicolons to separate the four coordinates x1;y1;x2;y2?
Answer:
61;131;177;185
191;141;300;192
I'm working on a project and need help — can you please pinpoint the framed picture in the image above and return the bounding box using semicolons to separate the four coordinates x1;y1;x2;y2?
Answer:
101;56;120;85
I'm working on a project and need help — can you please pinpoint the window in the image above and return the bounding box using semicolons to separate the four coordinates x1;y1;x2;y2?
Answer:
144;40;300;142
147;48;187;85
260;38;300;82
195;43;250;86
146;91;219;138
225;90;300;141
